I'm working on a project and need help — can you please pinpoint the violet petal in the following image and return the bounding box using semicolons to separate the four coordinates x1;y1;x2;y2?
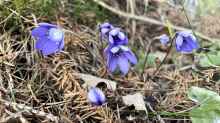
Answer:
118;55;130;75
41;40;59;56
31;27;48;38
108;55;118;72
124;51;137;65
87;87;105;106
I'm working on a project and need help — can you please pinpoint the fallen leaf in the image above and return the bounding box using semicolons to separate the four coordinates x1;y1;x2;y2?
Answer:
74;73;117;91
122;93;147;111
188;86;220;123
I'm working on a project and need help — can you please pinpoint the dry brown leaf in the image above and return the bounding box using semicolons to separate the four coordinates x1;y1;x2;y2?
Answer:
122;93;147;111
74;73;117;91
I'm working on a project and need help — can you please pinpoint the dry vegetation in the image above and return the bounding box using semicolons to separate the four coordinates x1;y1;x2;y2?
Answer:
0;0;220;123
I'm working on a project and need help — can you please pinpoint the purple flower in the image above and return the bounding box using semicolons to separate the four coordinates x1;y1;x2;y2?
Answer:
100;22;114;37
105;45;137;75
175;31;199;53
99;22;128;46
159;34;169;45
87;87;106;106
108;28;128;46
31;23;64;56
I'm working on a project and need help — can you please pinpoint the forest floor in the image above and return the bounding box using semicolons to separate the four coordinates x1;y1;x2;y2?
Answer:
1;0;220;123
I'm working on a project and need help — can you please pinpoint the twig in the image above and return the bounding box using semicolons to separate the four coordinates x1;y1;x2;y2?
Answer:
153;37;175;75
92;0;219;43
4;6;34;25
128;0;136;45
0;13;13;25
4;110;30;123
140;39;154;78
146;102;165;123
6;67;15;102
0;98;59;123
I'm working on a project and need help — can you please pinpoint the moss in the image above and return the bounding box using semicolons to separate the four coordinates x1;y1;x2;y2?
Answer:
67;0;113;25
0;0;114;28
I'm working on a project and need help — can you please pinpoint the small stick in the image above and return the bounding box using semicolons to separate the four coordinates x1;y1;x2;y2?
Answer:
140;39;154;79
146;102;165;123
0;99;59;123
153;37;175;76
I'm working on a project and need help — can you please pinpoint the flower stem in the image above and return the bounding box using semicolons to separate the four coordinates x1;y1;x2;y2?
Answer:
98;25;104;50
153;37;175;75
140;39;154;79
181;1;198;38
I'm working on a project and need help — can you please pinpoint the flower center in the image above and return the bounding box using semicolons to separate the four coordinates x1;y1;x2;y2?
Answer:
111;46;129;56
48;28;63;42
113;35;120;42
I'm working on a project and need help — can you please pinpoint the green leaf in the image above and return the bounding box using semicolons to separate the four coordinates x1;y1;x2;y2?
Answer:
188;86;219;102
188;86;220;123
198;51;220;67
135;51;165;72
146;53;157;66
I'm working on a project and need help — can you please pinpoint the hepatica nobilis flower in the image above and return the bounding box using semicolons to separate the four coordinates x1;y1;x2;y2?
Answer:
99;22;137;75
175;31;199;53
100;22;114;38
159;34;169;45
87;87;106;106
31;23;64;56
108;28;128;45
105;45;137;75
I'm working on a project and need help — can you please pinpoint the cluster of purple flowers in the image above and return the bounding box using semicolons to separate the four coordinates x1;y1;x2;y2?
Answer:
31;22;199;107
83;23;139;106
31;23;137;76
100;23;137;75
159;31;199;53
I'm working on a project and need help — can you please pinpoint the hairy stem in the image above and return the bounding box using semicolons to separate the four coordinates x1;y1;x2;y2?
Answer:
140;39;154;78
153;37;175;75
